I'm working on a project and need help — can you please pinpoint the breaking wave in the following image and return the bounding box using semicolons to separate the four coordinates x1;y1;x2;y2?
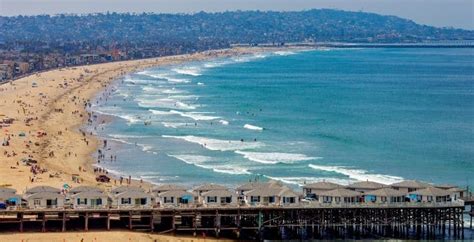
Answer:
235;151;320;164
308;164;403;185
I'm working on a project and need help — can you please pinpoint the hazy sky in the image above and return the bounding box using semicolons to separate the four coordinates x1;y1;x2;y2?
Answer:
1;0;473;30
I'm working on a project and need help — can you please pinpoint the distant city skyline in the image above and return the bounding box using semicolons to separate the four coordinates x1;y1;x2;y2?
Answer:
0;0;473;30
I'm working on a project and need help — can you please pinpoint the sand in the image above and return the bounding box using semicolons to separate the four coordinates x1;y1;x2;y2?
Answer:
0;231;235;242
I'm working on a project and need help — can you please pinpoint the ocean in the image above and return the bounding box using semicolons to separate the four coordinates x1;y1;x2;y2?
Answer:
89;48;474;190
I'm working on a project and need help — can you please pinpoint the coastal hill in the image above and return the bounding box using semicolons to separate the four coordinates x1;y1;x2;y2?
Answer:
1;9;473;81
1;9;473;46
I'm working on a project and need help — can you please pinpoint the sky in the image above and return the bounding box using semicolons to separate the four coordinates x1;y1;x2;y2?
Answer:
0;0;473;30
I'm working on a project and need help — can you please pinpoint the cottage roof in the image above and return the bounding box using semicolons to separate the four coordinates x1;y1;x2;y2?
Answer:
447;187;465;193
70;186;103;194
159;190;194;198
193;184;227;192
303;181;341;190
24;192;65;200
202;189;234;197
237;180;284;191
244;187;283;197
434;184;457;190
365;188;406;197
71;190;108;198
390;180;430;189
152;184;187;192
111;186;145;194
320;188;361;197
278;188;299;197
26;186;60;194
347;181;386;190
408;187;450;197
113;190;150;198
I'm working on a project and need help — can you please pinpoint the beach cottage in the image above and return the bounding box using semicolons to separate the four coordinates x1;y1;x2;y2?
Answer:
319;188;361;205
24;192;65;209
408;187;450;203
390;180;430;193
111;189;152;208
201;189;235;207
157;190;194;207
192;184;228;204
302;181;342;200
70;190;109;209
243;186;299;206
364;188;406;204
236;181;283;204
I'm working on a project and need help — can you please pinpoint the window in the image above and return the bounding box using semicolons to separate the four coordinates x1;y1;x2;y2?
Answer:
34;199;41;206
164;197;174;203
251;196;260;203
220;196;232;204
77;198;87;205
284;197;295;203
268;196;275;203
207;196;217;203
121;198;131;204
140;198;147;205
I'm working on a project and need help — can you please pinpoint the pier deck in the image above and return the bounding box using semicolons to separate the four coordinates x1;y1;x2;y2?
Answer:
0;202;466;240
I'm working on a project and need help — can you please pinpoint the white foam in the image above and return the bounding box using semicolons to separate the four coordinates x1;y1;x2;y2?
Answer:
308;164;404;185
142;87;185;95
136;97;197;110
163;135;264;151
137;144;153;152
169;154;250;175
149;109;173;115
161;122;188;128
273;51;296;56
235;151;320;164
197;82;205;86
244;124;263;131
219;120;229;125
169;110;220;121
108;134;152;139
172;67;202;76
139;72;190;83
263;175;351;186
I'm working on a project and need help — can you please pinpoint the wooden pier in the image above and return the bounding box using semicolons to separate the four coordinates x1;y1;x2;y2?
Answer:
0;203;466;240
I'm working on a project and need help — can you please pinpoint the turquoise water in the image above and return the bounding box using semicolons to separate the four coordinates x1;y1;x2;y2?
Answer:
90;48;474;189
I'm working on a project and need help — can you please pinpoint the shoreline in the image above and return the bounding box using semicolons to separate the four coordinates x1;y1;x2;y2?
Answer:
0;46;306;193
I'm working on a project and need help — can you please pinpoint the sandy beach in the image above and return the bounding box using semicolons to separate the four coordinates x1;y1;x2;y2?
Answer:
0;47;280;193
0;231;235;242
